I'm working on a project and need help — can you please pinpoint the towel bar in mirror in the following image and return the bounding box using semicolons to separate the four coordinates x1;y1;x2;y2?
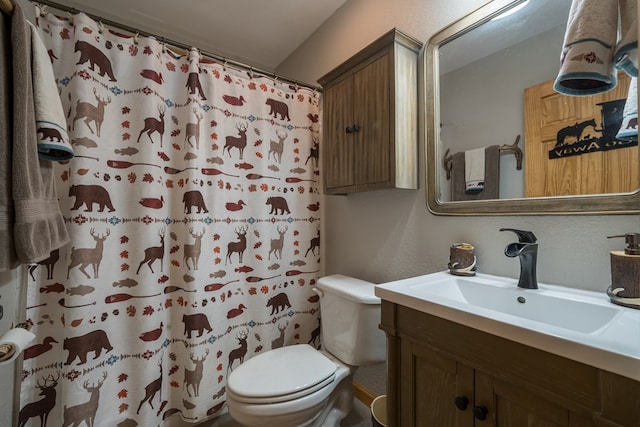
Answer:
442;135;523;181
424;0;639;215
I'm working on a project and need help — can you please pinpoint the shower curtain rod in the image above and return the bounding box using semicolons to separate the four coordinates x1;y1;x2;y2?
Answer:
28;0;322;92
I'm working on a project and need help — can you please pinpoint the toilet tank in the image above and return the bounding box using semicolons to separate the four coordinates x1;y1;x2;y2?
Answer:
316;275;385;366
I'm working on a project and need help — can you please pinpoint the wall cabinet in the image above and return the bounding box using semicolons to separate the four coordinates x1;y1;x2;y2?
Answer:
318;29;421;194
381;301;640;427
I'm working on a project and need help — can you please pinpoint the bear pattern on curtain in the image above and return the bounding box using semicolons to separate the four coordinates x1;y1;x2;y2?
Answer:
20;7;321;426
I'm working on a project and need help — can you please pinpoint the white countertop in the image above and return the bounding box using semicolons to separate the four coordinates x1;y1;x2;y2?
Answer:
375;271;640;381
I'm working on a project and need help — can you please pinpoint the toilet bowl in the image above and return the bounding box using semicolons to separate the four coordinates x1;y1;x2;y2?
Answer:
226;275;385;427
226;345;355;427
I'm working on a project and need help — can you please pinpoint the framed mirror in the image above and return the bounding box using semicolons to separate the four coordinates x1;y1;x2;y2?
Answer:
424;0;640;215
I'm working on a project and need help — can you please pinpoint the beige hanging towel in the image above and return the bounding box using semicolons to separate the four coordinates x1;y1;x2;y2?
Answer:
0;1;71;271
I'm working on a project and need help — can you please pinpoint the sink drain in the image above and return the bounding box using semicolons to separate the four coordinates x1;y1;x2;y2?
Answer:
517;296;526;303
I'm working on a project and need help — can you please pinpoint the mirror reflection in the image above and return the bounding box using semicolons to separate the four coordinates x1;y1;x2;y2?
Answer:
426;0;639;215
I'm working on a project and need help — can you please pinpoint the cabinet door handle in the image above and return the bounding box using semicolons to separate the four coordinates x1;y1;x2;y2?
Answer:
473;405;488;421
345;126;352;134
454;396;468;411
345;124;360;134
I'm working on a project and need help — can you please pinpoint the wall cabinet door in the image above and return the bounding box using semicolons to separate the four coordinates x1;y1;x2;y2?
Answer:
353;54;390;187
323;76;354;189
322;54;390;190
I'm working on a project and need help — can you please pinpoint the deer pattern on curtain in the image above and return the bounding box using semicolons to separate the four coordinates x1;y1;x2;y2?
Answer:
20;7;321;426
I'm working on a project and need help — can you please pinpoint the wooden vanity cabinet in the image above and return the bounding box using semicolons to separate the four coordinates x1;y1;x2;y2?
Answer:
381;301;640;427
318;29;421;195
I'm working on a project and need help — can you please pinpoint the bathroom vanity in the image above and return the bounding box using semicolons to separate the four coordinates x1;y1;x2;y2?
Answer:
376;272;640;426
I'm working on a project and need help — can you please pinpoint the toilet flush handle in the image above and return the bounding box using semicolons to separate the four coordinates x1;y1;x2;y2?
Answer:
312;287;323;298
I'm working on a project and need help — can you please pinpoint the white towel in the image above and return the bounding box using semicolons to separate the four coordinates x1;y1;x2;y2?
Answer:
28;22;74;161
465;147;485;194
554;0;619;96
613;0;638;77
616;77;638;140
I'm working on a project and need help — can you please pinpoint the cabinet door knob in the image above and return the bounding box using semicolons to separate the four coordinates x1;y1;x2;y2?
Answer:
345;124;360;134
473;405;488;421
454;396;468;411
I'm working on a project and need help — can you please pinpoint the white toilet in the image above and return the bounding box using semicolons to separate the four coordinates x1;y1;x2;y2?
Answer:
226;274;385;427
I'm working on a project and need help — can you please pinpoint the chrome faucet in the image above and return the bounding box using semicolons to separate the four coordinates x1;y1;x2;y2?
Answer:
500;228;538;289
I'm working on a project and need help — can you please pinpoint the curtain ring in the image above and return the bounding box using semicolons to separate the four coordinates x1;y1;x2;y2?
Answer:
249;67;254;80
98;21;105;34
223;60;228;71
39;4;48;17
133;32;140;45
66;10;74;24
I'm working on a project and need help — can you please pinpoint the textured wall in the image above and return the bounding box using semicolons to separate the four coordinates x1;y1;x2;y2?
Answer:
277;0;640;293
277;0;640;397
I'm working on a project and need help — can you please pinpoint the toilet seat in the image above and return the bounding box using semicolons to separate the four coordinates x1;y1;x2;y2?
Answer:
227;344;337;404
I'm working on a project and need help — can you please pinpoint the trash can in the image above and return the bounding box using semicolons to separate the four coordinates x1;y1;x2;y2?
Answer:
370;394;387;427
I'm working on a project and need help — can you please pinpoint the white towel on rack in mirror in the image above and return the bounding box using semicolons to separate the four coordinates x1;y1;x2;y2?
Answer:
465;148;485;194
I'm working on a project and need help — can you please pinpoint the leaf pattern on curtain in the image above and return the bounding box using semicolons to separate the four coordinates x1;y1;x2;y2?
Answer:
20;7;321;426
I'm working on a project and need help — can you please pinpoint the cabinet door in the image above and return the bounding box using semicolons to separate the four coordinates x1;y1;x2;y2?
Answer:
402;340;474;427
479;373;571;427
323;76;354;190
353;52;391;187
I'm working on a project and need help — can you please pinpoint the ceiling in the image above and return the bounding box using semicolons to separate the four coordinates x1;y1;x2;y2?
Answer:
42;0;348;71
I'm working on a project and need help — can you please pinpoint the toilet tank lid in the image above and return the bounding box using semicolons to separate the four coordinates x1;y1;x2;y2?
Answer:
317;274;380;304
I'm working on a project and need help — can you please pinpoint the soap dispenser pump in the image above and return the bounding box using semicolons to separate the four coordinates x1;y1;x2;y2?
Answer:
607;232;640;255
607;233;640;309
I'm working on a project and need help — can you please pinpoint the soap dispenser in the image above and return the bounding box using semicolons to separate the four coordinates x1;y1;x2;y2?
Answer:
607;233;640;309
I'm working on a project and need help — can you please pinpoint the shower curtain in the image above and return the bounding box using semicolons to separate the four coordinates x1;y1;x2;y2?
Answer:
19;7;321;426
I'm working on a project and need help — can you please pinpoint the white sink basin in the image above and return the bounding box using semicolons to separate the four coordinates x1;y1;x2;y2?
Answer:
410;274;619;334
375;271;640;381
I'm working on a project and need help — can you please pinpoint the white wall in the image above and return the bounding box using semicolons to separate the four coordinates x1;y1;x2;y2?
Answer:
277;0;640;398
0;269;24;426
277;0;640;293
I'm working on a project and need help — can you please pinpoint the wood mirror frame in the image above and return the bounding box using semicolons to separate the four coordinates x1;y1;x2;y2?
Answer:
424;0;640;215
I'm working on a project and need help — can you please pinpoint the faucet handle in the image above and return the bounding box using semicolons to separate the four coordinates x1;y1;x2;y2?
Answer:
499;228;537;243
